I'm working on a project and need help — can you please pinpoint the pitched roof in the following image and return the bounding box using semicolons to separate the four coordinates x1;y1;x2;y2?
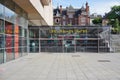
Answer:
74;9;82;17
54;8;60;16
68;5;74;10
54;7;82;17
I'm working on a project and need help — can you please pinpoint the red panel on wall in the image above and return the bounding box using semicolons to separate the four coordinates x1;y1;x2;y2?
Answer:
5;24;13;53
14;25;19;58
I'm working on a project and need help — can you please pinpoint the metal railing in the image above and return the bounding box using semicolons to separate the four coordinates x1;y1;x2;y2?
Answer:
110;34;120;52
99;27;111;52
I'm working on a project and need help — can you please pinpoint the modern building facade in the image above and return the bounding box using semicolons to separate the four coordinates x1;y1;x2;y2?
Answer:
28;26;111;53
0;0;114;65
0;0;53;64
53;2;90;26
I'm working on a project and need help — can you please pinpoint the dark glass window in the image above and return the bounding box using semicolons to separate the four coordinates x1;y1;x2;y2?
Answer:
0;4;4;19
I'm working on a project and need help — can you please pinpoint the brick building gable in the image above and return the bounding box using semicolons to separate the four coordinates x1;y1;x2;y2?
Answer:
53;2;90;26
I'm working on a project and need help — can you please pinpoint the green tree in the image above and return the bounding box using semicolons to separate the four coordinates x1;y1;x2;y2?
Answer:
92;17;102;25
106;5;120;34
107;6;120;21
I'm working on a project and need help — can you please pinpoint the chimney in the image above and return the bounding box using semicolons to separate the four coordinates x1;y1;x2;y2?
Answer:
60;5;62;14
86;2;88;6
85;2;89;15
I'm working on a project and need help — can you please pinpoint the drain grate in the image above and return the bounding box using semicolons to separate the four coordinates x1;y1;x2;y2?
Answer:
98;60;111;62
72;55;80;57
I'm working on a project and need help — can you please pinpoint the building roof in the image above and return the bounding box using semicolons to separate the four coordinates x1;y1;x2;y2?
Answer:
68;5;74;10
74;9;82;17
54;6;82;17
54;8;60;16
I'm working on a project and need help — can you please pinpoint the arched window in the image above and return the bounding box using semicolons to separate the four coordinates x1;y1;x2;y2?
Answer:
55;18;60;23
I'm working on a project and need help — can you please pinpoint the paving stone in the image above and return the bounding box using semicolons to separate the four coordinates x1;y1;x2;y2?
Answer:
0;53;120;80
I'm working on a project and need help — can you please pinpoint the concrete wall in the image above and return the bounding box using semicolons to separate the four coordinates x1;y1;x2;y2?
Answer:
29;0;53;26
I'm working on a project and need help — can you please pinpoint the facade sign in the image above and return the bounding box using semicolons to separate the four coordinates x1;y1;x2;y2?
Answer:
50;29;88;34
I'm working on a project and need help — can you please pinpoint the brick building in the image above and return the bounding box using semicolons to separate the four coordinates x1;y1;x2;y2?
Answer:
53;2;90;26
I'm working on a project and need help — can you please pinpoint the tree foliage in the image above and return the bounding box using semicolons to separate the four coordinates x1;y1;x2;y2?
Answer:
107;5;120;21
92;17;102;25
106;5;120;34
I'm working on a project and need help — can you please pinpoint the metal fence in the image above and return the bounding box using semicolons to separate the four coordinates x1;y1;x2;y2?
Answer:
110;35;120;52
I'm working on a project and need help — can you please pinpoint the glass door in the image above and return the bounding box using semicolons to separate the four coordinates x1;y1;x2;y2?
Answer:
63;36;75;53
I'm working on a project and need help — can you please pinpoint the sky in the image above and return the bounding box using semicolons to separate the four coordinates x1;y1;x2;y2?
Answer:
52;0;120;16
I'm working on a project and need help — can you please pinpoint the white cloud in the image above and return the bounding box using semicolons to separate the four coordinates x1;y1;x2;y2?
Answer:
90;1;120;15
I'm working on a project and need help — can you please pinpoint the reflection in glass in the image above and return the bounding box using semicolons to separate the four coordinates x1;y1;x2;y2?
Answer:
5;34;14;62
5;7;16;24
0;2;28;64
29;29;39;38
5;22;14;34
0;34;4;63
0;49;4;64
0;4;4;19
0;19;4;33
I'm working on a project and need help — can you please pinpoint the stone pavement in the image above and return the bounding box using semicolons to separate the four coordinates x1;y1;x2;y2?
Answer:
0;53;120;80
